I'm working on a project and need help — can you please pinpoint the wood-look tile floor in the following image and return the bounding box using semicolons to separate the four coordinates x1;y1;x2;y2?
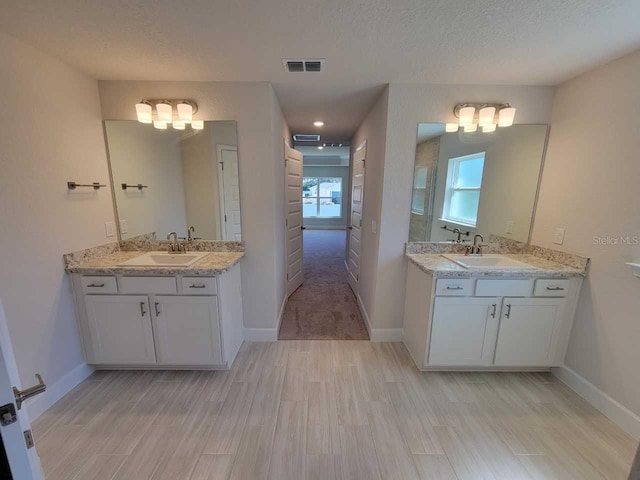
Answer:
33;341;637;480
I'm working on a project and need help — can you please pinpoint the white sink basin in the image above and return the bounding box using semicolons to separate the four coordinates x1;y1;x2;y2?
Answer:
442;254;536;270
118;251;210;267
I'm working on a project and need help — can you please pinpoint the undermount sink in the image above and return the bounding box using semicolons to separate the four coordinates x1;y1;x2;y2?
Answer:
442;254;536;270
118;251;210;267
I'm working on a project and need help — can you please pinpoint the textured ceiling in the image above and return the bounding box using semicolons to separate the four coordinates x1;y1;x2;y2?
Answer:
1;0;639;142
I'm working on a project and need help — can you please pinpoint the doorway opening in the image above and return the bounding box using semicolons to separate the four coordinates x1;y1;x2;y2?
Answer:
279;144;369;340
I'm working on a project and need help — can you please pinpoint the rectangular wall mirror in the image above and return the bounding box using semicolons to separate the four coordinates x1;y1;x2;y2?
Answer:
409;123;548;243
105;120;241;241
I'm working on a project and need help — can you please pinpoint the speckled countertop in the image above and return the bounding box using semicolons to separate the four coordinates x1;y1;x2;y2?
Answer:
66;250;244;276
406;253;587;278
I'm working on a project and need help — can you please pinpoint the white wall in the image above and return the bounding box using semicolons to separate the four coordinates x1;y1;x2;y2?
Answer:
99;81;289;332
0;32;114;410
429;125;547;243
532;49;640;420
105;121;187;239
350;87;389;326
302;165;349;229
367;84;554;332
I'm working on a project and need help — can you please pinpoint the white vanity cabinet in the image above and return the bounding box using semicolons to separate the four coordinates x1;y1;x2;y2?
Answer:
403;262;583;370
71;264;243;370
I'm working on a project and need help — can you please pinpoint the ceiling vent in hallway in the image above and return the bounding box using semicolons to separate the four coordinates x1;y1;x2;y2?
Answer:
293;134;321;142
282;59;325;73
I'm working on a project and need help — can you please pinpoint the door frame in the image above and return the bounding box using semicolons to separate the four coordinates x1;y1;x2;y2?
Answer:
0;299;43;479
216;144;239;241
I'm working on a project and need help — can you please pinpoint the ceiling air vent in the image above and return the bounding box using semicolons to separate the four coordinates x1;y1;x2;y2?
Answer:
282;59;325;73
293;134;321;142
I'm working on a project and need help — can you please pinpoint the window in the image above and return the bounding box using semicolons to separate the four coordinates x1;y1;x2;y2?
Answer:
303;177;342;218
442;152;485;227
411;166;428;214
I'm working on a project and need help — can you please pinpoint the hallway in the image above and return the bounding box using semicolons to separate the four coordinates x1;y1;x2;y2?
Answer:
278;230;369;340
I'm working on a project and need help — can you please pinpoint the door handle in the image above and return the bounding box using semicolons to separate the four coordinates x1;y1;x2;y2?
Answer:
155;302;161;316
490;304;497;318
505;304;512;319
348;226;353;230
546;286;565;291
86;283;105;288
13;374;47;410
301;226;307;230
446;286;463;290
140;302;147;317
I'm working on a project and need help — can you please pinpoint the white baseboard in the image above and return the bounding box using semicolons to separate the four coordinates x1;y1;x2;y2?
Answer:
355;294;403;342
27;362;94;420
370;328;404;342
243;328;278;341
552;365;640;440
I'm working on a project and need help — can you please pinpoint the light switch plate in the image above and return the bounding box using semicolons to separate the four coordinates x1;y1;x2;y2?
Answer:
506;221;514;235
554;227;565;245
105;221;115;238
119;220;128;235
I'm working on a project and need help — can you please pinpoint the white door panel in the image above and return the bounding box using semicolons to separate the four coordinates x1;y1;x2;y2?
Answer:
348;143;366;294
217;145;241;241
285;143;304;296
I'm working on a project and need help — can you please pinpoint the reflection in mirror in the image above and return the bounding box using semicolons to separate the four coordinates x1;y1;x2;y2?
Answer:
105;121;240;241
409;123;548;243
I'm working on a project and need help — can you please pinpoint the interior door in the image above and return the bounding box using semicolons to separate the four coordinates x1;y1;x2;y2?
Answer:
218;145;242;241
285;142;304;296
0;300;44;480
348;142;366;293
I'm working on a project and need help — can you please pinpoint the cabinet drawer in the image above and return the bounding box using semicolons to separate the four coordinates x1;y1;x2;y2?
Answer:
534;279;570;297
435;279;472;296
475;279;532;297
181;277;217;295
119;277;177;294
81;276;117;294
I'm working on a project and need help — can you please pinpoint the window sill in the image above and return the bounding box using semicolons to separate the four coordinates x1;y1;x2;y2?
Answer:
438;218;477;229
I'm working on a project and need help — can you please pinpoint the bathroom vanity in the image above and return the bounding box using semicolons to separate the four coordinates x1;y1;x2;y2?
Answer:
403;249;588;371
66;248;244;370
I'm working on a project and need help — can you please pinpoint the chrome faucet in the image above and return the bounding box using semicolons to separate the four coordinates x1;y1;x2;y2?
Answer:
167;231;182;253
452;228;463;243
466;234;485;255
187;226;196;242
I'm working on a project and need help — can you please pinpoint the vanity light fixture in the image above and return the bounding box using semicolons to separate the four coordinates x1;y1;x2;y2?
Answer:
177;102;193;123
134;99;200;130
135;101;153;124
452;103;517;133
156;102;173;123
313;121;324;127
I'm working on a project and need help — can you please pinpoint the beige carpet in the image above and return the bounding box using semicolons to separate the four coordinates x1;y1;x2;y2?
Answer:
278;229;369;340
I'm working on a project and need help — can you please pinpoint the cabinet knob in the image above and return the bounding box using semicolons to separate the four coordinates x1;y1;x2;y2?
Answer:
140;302;147;317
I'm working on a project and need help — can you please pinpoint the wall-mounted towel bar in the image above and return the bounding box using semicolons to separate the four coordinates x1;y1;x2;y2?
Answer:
67;181;106;190
440;224;471;237
121;183;149;190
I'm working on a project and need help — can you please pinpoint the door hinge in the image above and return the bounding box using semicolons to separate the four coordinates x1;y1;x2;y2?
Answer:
285;159;288;168
357;274;359;280
285;218;288;226
286;273;289;280
24;429;35;449
224;214;227;222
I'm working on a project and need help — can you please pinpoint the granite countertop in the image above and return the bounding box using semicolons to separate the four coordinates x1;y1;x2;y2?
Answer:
67;250;244;276
406;253;587;278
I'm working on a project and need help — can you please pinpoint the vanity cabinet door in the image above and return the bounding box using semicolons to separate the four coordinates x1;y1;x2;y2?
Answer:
152;296;222;366
428;297;500;366
84;295;156;365
494;297;564;366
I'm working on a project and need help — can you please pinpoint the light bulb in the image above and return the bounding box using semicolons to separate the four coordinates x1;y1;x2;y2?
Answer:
153;121;167;130
156;102;172;123
317;146;324;150
445;123;458;132
458;106;475;126
482;123;497;133
464;124;478;133
313;121;324;127
191;120;204;130
498;106;516;127
177;102;193;123
172;121;186;130
135;102;152;124
478;106;496;126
